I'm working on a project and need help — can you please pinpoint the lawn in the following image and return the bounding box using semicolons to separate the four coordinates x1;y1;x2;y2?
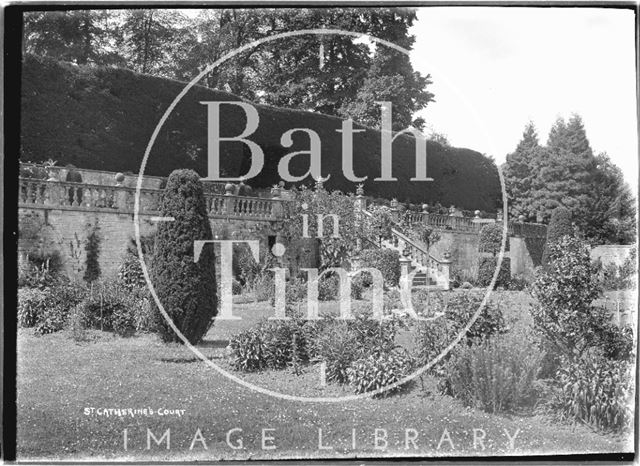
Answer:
16;291;633;461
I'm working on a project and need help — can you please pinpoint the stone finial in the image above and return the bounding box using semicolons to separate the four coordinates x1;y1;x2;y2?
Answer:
356;183;364;196
225;182;235;195
270;184;281;198
497;209;504;221
449;205;456;216
115;172;125;186
422;203;429;213
474;210;481;219
518;214;525;223
390;198;399;209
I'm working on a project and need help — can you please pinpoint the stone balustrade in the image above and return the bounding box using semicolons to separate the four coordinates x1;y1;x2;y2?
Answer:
18;178;289;221
403;210;546;238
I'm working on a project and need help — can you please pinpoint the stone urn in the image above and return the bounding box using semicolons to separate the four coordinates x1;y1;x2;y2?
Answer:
225;182;235;196
115;172;125;186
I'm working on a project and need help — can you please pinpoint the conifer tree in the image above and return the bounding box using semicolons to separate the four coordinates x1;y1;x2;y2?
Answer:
150;169;217;344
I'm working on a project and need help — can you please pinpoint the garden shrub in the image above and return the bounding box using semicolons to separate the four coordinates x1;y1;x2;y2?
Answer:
229;316;310;372
440;330;544;414
347;349;414;397
318;273;340;301
150;169;217;344
18;287;49;327
476;257;511;289
117;235;154;290
253;271;274;303
19;251;64;289
532;236;603;359
478;222;508;255
311;320;362;383
111;304;137;337
35;303;69;335
446;292;506;342
544;352;633;432
29;283;86;335
595;322;634;362
285;277;307;303
67;303;90;343
234;242;260;286
413;291;506;375
260;319;309;370
358;249;401;287
230;328;266;371
78;283;135;333
542;206;573;265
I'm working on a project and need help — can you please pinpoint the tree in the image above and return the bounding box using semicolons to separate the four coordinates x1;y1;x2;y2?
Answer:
150;169;217;344
116;10;184;76
503;122;544;220
23;10;122;66
535;116;595;223
583;152;636;245
542;206;573;265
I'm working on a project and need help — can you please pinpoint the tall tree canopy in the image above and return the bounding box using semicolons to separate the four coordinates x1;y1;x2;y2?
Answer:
504;115;636;244
23;7;434;130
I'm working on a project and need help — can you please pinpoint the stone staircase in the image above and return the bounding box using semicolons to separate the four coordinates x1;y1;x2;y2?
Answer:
361;210;451;291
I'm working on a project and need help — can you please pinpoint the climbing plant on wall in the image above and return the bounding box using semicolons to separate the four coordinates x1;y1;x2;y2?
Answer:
83;220;101;283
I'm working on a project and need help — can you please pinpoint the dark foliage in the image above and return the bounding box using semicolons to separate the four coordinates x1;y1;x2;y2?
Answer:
149;169;217;344
21;54;501;211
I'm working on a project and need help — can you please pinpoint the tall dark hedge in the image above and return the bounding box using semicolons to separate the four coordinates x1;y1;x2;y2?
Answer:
150;169;217;344
21;54;501;211
542;207;573;265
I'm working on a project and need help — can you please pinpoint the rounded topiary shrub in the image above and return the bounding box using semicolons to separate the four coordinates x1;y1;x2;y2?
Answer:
478;222;508;255
150;169;217;344
542;207;573;265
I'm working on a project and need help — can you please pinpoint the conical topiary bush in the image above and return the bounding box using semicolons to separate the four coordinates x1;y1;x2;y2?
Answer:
150;169;217;344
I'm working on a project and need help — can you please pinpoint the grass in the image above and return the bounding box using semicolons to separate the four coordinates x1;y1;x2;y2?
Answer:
16;291;632;461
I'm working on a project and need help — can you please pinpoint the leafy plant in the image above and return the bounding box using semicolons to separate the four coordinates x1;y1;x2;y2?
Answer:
532;236;603;359
347;349;414;397
229;316;310;372
544;352;633;432
230;328;266;372
18;288;50;328
440;330;544;414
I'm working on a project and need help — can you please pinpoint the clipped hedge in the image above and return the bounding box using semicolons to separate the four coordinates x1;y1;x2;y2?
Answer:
21;54;501;210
